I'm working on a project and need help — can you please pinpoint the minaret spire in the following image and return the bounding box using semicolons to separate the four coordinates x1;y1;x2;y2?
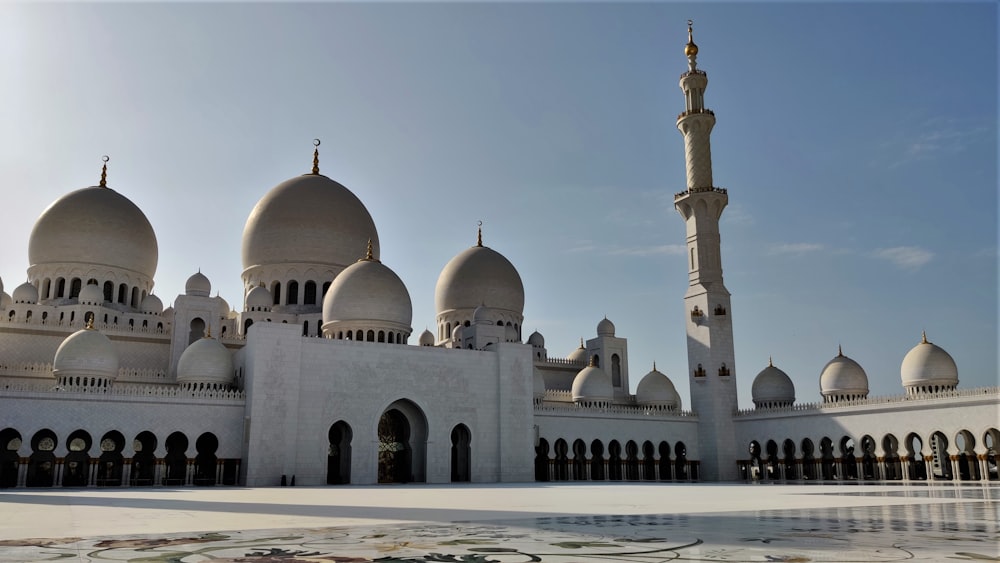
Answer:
311;138;321;175
99;155;109;188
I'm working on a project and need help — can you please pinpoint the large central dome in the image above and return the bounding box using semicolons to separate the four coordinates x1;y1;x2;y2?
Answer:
29;186;158;279
242;174;379;272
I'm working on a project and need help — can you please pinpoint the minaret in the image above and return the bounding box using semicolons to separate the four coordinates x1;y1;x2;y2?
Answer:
673;21;738;481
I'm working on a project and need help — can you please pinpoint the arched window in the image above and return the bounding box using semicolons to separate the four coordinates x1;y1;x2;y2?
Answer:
287;281;299;305
322;281;331;300
302;321;309;336
69;278;82;299
189;318;206;345
611;354;621;387
378;330;385;343
303;281;317;305
56;278;66;298
41;279;51;300
367;330;375;342
271;282;281;305
118;284;127;304
103;281;114;303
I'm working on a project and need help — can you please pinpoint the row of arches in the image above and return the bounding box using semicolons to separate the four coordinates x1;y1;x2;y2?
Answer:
438;319;522;342
5;307;164;332
325;401;471;485
36;277;149;310
534;438;697;482
0;428;239;488
740;428;999;482
269;280;332;308
328;329;408;344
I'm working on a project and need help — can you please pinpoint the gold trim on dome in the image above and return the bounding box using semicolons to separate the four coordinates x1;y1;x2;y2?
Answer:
99;155;109;188
921;330;928;344
312;138;321;175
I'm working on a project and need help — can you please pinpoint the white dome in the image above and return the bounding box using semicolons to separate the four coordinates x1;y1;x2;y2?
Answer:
567;341;587;363
12;282;38;304
820;348;869;400
29;186;157;280
139;293;163;314
571;362;613;404
246;285;272;310
472;304;494;325
322;258;412;329
533;367;546;399
635;365;680;409
185;271;211;297
901;333;958;390
435;243;524;316
242;174;379;272
53;326;119;383
214;294;230;317
527;330;545;348
1;292;11;309
418;329;435;346
597;317;616;337
78;282;104;306
752;361;795;406
452;324;465;345
176;337;234;387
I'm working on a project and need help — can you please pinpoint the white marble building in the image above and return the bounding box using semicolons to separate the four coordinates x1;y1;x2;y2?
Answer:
0;25;996;488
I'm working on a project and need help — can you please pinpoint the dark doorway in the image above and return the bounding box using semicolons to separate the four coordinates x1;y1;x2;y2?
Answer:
328;421;352;485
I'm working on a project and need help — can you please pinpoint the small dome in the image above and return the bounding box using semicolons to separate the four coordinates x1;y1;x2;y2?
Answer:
78;282;104;305
435;243;524;316
1;292;12;309
533;367;546;399
139;293;163;314
567;341;587;363
472;304;493;325
53;326;119;383
322;258;412;330
527;330;545;348
752;360;795;407
185;271;211;297
820;348;869;400
12;282;38;304
504;323;519;342
901;332;958;391
635;365;681;409
452;324;465;344
571;361;613;404
596;317;615;337
176;336;234;387
246;285;272;310
29;186;158;281
242;173;379;272
418;329;435;346
214;294;230;316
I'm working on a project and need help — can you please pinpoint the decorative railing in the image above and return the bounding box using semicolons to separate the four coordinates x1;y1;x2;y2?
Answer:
674;186;728;199
0;316;170;337
116;368;169;383
0;362;53;377
536;357;587;367
0;380;245;401
735;386;1000;416
677;108;715;120
535;401;697;418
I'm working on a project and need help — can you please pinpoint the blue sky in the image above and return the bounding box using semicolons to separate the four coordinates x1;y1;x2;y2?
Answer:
1;2;996;408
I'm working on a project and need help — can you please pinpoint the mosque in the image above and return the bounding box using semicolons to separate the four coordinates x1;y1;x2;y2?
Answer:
0;25;997;488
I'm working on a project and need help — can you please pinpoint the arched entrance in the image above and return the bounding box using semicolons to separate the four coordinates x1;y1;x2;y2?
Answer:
328;421;352;485
97;431;125;487
1;429;22;488
534;438;550;482
194;432;219;486
163;432;189;486
450;424;471;482
131;431;157;486
377;400;427;483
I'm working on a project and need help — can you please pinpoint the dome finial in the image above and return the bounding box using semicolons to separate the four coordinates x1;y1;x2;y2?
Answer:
205;325;212;338
921;330;928;344
364;238;375;261
312;138;321;175
85;312;95;330
653;361;657;371
99;155;110;188
684;19;699;58
838;344;843;357
769;355;773;367
579;337;585;348
476;220;483;247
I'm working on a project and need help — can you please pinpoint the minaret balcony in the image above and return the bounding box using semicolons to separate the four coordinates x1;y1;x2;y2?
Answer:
674;186;727;200
681;69;707;78
676;108;714;120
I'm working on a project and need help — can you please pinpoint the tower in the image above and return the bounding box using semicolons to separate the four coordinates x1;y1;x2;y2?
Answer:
673;21;738;480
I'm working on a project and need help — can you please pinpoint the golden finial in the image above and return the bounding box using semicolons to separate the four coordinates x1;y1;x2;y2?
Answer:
588;355;596;367
85;313;95;330
653;361;657;371
364;239;374;261
205;325;212;338
838;344;843;357
921;330;928;344
685;19;698;57
476;220;483;247
769;356;773;367
312;138;321;175
99;155;109;188
579;337;584;349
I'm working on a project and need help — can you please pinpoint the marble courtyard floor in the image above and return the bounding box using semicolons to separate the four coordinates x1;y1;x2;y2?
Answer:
0;482;997;562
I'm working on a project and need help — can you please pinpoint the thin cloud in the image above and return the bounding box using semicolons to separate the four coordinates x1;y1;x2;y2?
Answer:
568;243;686;256
884;116;992;169
769;243;824;255
873;246;934;270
